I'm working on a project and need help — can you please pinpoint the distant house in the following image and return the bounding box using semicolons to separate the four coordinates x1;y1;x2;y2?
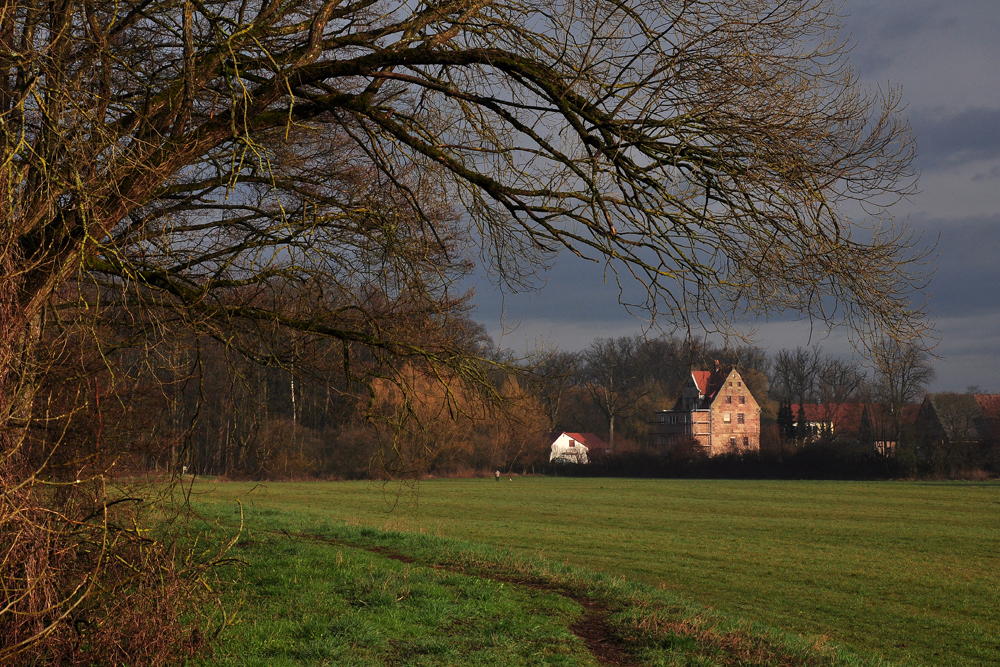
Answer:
859;403;921;455
549;432;609;464
650;364;760;455
789;403;865;442
914;393;1000;447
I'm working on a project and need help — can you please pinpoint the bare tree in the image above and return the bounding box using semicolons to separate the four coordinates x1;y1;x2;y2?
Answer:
818;357;867;406
771;346;824;405
581;336;652;450
869;337;935;452
872;338;936;411
533;350;582;432
1;0;930;409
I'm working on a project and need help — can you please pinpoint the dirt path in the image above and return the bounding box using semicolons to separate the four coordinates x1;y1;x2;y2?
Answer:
282;530;638;666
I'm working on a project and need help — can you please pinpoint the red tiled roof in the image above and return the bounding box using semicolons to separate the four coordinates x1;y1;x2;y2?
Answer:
789;403;870;435
691;371;712;394
560;432;611;450
792;403;920;434
863;403;920;426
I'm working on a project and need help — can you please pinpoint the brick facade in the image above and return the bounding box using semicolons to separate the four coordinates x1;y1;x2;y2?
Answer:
650;367;761;455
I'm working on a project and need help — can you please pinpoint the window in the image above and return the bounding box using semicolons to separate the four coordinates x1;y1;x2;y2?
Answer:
659;415;665;423
568;440;575;447
723;412;731;424
743;436;750;447
728;381;733;387
739;395;746;404
725;395;732;404
730;436;737;447
737;413;745;424
737;381;742;387
669;415;677;424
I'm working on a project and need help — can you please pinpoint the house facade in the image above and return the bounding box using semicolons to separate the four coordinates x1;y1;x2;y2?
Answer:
789;403;865;442
914;393;1000;446
548;432;609;464
650;366;760;455
859;403;921;455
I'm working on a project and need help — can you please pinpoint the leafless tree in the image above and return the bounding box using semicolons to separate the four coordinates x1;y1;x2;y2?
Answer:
533;350;582;432
818;357;867;406
581;336;653;449
1;0;931;408
771;346;824;405
872;337;936;412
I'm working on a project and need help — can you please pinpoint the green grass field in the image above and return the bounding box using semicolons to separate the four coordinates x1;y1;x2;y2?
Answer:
191;478;1000;666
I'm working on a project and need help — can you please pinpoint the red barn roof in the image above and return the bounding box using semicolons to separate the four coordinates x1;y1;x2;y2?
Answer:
791;403;866;434
557;432;611;451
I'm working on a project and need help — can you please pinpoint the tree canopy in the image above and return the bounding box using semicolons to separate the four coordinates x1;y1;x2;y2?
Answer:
1;0;928;390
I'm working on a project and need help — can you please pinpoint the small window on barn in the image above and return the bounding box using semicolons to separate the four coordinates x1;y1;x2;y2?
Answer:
725;395;732;404
738;381;742;387
739;395;746;404
737;413;745;424
723;412;731;423
728;381;733;387
568;440;575;447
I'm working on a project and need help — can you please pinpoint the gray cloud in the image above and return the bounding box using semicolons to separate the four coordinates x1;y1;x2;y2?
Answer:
841;0;949;72
915;215;1000;317
914;108;1000;168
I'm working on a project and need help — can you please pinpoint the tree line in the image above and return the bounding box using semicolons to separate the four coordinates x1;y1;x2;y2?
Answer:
47;310;945;481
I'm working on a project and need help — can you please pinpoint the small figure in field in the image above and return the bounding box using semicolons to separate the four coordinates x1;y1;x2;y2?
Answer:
495;470;500;482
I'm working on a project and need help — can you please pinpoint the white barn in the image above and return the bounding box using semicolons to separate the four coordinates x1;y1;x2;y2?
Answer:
548;432;609;464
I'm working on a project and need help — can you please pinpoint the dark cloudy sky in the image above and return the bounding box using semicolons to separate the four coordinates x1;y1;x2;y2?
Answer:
468;0;1000;392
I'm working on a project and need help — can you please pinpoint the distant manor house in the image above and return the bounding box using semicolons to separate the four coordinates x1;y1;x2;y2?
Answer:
650;364;761;455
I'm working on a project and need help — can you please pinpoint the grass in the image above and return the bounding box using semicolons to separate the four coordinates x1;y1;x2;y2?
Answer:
189;478;1000;666
197;523;588;666
192;504;891;667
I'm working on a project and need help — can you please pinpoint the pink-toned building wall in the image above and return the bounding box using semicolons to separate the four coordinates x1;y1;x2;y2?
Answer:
650;368;760;455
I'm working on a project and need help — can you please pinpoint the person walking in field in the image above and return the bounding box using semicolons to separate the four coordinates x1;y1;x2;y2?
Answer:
495;470;500;482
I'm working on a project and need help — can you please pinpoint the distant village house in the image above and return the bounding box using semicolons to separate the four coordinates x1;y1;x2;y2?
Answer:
549;432;609;464
650;364;761;455
788;403;863;441
914;393;1000;448
859;403;921;455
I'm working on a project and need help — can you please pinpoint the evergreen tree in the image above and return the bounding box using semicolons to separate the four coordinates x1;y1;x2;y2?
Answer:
795;404;811;441
777;401;795;440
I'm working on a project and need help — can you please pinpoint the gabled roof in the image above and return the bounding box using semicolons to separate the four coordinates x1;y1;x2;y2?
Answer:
791;403;866;434
556;432;611;450
865;402;923;427
922;393;1000;441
